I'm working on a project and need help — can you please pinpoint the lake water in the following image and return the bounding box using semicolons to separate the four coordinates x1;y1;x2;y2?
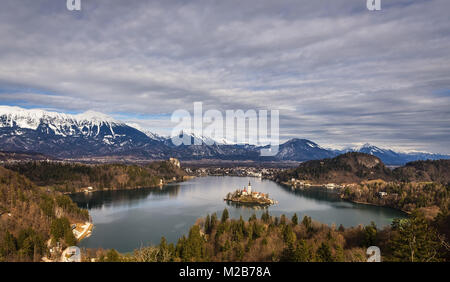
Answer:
70;176;405;253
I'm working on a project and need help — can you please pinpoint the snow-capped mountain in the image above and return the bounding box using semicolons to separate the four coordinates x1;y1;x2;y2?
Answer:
340;143;450;165
0;106;124;138
1;106;448;164
0;106;167;158
275;138;337;161
126;122;168;142
173;129;233;146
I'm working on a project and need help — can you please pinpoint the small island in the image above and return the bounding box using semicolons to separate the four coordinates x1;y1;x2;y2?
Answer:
224;181;277;206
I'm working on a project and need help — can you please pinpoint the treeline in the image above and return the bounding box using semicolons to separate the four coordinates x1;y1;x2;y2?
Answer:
276;153;449;213
276;153;450;184
0;167;89;261
393;159;450;184
86;208;450;262
342;181;449;214
4;160;187;192
276;153;393;184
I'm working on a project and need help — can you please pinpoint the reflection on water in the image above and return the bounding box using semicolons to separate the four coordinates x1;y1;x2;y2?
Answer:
225;201;270;211
71;176;406;253
70;185;181;210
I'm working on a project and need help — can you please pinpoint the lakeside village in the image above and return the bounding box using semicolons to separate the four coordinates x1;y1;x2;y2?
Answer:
225;181;278;206
287;178;344;190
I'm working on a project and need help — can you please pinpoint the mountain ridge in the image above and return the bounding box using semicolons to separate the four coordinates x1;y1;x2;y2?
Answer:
0;106;449;165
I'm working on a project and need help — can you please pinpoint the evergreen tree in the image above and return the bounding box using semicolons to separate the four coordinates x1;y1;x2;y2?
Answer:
302;215;313;233
280;214;286;225
291;213;298;225
205;214;211;234
210;213;218;230
390;211;442;262
158;236;170;262
183;225;205;261
221;208;229;223
293;239;314;262
1;231;17;257
64;229;77;246
363;221;377;247
317;242;334;262
50;217;71;241
261;210;270;223
283;225;296;246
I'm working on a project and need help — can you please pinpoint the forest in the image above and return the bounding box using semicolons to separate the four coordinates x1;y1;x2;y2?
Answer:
4;160;187;192
341;180;448;215
0;166;88;261
276;153;450;214
276;153;450;184
86;208;450;262
0;160;186;261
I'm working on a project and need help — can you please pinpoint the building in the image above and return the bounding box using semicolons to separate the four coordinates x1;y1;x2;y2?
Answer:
169;157;181;168
237;181;269;199
62;246;81;262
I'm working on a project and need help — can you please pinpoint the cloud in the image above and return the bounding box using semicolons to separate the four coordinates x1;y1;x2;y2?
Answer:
0;0;449;153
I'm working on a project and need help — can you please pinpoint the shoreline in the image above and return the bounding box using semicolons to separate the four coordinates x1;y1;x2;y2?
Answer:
224;198;273;207
277;181;411;216
69;177;194;244
345;199;411;215
64;175;195;195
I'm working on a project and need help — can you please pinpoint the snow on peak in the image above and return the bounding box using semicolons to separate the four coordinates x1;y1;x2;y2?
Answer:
126;122;167;141
353;143;377;151
0;106;120;125
174;129;235;145
75;110;118;123
0;105;123;137
306;141;318;148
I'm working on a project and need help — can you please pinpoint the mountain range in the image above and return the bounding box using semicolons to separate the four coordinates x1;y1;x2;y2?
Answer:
0;106;448;165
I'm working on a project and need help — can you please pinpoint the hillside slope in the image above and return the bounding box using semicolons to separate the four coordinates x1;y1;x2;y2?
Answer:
276;152;393;184
0;167;89;261
4;160;187;193
393;160;450;184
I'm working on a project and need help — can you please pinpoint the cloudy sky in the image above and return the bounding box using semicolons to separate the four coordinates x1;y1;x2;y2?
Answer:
0;0;449;153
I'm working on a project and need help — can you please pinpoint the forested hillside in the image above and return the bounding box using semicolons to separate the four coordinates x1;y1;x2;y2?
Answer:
0;166;89;261
276;152;393;183
393;160;450;184
341;181;449;213
88;209;450;262
276;153;450;185
4;160;187;192
0;159;188;261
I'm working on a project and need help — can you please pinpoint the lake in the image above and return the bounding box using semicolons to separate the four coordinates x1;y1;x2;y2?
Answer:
70;176;405;253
